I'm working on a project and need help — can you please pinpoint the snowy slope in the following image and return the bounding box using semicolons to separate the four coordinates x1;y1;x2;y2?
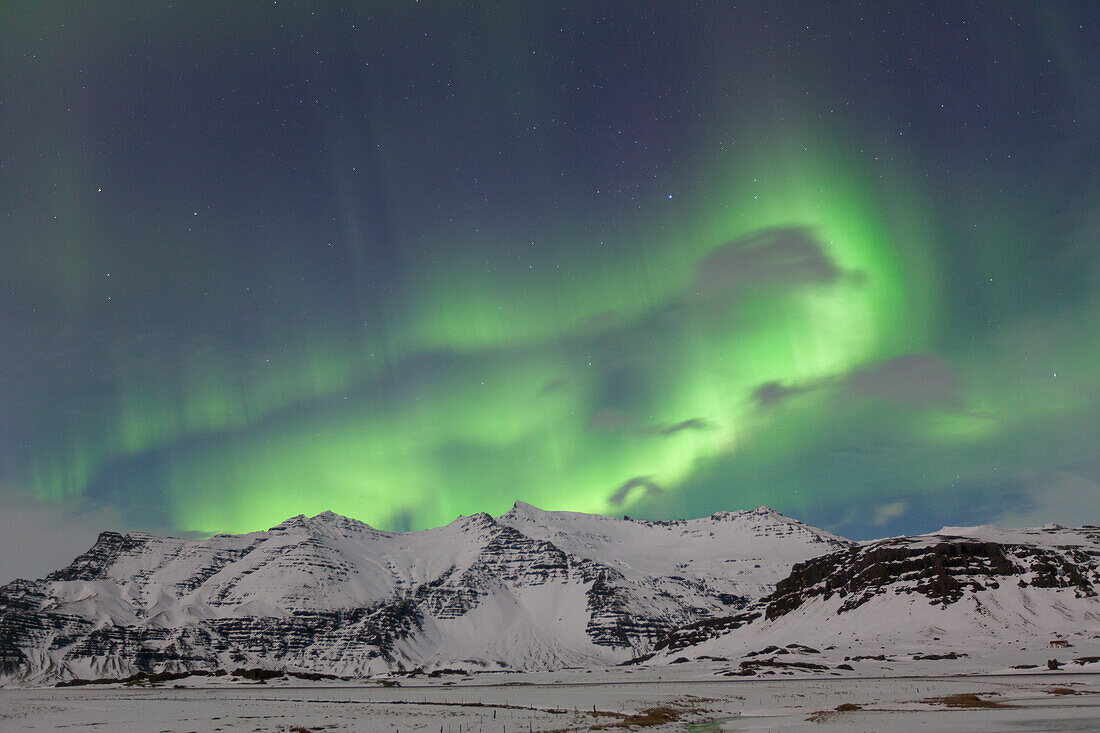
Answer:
0;503;845;685
499;502;848;598
652;524;1100;675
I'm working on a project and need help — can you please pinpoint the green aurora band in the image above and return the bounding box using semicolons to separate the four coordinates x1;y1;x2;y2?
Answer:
25;134;943;534
6;3;1097;543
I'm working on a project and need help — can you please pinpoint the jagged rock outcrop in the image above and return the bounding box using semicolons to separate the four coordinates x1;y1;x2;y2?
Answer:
649;525;1100;662
653;610;762;653
765;529;1100;620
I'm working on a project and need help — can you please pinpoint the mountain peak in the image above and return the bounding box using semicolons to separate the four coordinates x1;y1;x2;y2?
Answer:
503;500;550;520
708;505;784;521
271;513;309;530
268;510;381;537
445;511;498;532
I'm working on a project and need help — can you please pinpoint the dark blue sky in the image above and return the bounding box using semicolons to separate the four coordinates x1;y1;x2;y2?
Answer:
2;2;1099;581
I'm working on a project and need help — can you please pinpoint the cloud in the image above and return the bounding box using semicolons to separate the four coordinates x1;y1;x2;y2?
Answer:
990;471;1100;529
0;490;214;586
752;380;816;408
588;410;712;438
694;227;842;296
870;501;909;527
609;476;666;506
0;493;125;585
657;418;711;436
752;353;957;411
845;353;956;404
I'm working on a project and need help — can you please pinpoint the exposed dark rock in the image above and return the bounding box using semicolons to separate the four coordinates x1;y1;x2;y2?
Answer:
652;611;761;653
763;535;1099;621
585;571;674;649
913;652;967;660
618;652;655;666
46;533;150;582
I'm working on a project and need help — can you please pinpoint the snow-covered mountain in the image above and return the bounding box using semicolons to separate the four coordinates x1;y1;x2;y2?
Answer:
0;503;845;685
7;506;1095;687
652;524;1100;675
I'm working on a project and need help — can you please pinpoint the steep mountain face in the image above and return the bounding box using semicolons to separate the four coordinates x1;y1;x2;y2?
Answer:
0;504;845;685
765;527;1098;619
653;525;1100;668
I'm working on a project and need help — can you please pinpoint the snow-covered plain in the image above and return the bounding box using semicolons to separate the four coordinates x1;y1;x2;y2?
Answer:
1;665;1098;732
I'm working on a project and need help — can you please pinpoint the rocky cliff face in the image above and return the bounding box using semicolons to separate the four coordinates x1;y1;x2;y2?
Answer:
650;525;1100;662
765;531;1099;620
0;503;845;685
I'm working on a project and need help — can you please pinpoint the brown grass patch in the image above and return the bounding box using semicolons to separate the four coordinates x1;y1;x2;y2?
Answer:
806;702;863;723
1048;687;1079;696
617;705;682;727
587;705;682;729
555;696;717;731
580;702;706;729
924;692;1007;708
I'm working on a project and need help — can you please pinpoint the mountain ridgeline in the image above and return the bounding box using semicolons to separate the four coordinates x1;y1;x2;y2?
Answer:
0;504;845;684
2;505;1097;686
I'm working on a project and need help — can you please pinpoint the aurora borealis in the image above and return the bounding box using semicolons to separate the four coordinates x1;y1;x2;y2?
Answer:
2;3;1099;578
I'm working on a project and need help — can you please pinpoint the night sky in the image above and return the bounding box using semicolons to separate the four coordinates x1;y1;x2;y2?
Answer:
2;3;1099;580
